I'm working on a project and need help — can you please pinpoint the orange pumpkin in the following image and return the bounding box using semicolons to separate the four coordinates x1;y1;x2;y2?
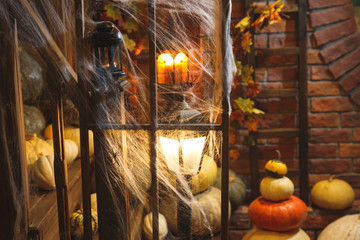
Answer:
249;195;307;232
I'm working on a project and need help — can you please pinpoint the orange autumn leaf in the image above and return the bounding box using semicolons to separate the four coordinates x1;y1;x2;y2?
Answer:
229;131;236;144
247;82;260;98
128;95;139;108
229;148;241;160
231;110;245;125
241;31;253;53
245;117;260;132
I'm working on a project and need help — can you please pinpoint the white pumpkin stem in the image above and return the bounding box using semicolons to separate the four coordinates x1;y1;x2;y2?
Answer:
276;150;281;161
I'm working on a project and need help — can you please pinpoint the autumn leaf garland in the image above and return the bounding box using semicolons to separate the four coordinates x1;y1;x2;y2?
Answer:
231;0;284;147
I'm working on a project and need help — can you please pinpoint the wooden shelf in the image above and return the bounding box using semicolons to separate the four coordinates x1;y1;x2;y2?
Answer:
29;160;82;240
257;128;299;138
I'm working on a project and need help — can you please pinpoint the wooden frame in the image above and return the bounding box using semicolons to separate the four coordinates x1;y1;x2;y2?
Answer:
0;0;231;239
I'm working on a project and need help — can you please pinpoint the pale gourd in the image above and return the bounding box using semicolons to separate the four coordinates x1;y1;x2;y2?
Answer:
23;105;46;135
31;155;55;190
243;227;310;240
311;176;355;210
318;214;360;240
260;176;294;202
213;168;246;209
26;135;54;169
46;139;78;165
70;209;98;240
142;213;168;240
44;125;94;158
160;187;231;236
191;155;218;194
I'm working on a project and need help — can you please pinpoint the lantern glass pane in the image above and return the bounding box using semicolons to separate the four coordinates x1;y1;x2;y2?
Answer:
114;45;121;69
100;47;109;68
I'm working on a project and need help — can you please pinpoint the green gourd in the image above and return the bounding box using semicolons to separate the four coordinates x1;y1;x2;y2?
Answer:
213;168;246;209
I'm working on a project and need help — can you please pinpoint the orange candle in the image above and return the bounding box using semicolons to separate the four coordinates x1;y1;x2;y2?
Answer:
157;53;173;84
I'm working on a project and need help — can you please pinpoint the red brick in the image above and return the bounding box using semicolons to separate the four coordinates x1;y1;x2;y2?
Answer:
310;129;351;143
256;55;297;67
254;34;267;48
308;82;339;96
313;19;357;47
267;137;298;144
308;144;337;158
354;159;360;172
256;19;296;33
230;230;248;240
231;2;245;19
340;143;360;157
265;83;297;89
268;66;297;81
307;50;324;64
308;0;352;10
310;159;352;173
341;112;360;127
311;66;333;80
337;174;360;187
321;34;360;64
255;68;266;82
350;88;360;106
258;145;295;159
268;98;298;113
308;113;339;127
354;128;360;142
229;214;251;229
329;47;360;79
309;4;354;28
309;174;332;186
301;214;339;229
339;65;360;93
311;97;353;112
259;114;295;128
268;33;297;48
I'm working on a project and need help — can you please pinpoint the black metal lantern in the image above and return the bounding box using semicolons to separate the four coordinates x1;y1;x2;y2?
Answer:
88;22;130;102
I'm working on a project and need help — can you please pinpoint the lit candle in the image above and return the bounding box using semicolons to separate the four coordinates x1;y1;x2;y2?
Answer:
157;53;174;84
174;53;188;84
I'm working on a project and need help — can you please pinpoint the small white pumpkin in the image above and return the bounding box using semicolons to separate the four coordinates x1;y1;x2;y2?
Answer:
143;212;168;240
46;139;78;165
31;155;55;190
260;176;294;202
318;214;360;240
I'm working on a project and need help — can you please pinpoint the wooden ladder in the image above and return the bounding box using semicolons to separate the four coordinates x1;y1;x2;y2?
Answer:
247;0;309;203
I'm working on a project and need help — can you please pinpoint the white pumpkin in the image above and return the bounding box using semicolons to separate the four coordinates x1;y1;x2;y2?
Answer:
31;155;55;190
46;139;78;164
143;213;168;240
318;214;360;240
260;176;294;202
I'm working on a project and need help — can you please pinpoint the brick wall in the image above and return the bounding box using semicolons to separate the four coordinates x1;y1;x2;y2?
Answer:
229;0;360;239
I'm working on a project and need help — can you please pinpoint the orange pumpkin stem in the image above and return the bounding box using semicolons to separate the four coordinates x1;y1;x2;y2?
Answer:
329;175;335;182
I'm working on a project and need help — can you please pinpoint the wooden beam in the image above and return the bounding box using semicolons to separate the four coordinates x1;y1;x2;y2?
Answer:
298;0;309;204
0;17;29;240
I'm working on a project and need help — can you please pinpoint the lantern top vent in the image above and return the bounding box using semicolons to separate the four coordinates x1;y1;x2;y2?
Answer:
88;22;122;47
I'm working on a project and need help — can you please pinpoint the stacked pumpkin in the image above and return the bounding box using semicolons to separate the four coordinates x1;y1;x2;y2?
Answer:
244;151;309;240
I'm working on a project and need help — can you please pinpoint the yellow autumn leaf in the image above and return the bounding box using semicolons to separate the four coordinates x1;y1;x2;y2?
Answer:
235;16;251;33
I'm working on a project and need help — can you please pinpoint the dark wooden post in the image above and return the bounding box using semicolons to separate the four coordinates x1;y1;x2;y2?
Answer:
0;17;29;240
